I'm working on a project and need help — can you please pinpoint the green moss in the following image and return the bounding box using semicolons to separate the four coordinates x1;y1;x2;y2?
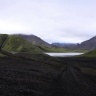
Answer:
0;34;87;54
36;46;68;52
83;49;96;57
37;46;88;53
2;35;43;53
0;53;6;57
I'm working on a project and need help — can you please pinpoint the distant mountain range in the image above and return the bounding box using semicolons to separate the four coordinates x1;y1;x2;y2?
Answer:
52;43;77;49
1;34;96;53
52;36;96;51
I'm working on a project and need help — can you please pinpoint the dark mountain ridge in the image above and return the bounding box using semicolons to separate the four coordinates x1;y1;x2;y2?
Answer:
52;36;96;51
52;43;77;49
16;34;51;48
1;34;96;52
76;36;96;50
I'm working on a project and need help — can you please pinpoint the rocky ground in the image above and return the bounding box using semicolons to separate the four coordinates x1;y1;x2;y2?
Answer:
0;56;96;96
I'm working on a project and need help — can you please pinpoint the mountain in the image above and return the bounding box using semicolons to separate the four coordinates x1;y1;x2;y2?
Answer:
76;36;96;50
52;43;77;49
3;34;96;53
0;34;67;53
52;36;96;51
16;34;51;48
2;35;43;53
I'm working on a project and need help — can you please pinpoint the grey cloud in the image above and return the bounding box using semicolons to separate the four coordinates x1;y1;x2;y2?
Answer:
0;0;96;43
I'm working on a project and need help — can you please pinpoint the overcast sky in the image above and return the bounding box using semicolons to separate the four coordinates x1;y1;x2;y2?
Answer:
0;0;96;43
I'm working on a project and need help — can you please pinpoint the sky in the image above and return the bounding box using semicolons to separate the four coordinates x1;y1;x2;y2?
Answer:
0;0;96;43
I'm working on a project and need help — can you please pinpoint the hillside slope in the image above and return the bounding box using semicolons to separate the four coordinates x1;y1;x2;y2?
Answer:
2;35;43;53
15;34;68;52
76;36;96;50
52;36;96;51
17;34;51;47
83;49;96;57
0;34;72;53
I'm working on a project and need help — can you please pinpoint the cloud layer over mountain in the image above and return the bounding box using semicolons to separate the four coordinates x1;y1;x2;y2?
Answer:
0;0;96;43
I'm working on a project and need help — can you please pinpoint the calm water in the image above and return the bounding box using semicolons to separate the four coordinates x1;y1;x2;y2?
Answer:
45;52;84;57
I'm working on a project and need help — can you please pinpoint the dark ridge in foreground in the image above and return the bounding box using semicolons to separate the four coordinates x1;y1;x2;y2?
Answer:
0;55;96;96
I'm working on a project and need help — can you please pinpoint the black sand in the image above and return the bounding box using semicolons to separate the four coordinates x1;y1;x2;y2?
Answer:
0;56;96;96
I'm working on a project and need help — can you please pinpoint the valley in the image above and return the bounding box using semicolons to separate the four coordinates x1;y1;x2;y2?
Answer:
1;0;96;96
0;34;96;96
0;55;96;96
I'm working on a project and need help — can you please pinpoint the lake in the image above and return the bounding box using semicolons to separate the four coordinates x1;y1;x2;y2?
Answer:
45;52;84;57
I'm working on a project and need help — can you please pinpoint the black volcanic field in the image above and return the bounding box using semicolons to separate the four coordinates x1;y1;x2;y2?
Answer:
0;55;96;96
0;34;96;96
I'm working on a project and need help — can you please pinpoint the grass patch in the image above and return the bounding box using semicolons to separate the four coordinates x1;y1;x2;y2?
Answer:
81;49;96;57
0;53;6;57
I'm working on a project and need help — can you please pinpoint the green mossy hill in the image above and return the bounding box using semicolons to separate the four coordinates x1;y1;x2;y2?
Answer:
83;49;96;57
2;35;43;53
0;34;70;53
36;45;68;52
